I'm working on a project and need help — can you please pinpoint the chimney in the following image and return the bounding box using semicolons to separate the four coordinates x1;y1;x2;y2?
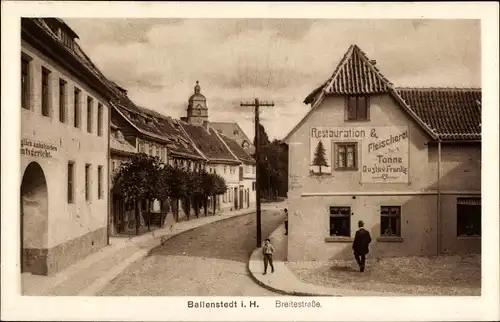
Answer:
203;120;209;131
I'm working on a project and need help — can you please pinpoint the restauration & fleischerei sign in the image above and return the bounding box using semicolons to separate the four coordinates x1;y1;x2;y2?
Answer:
309;126;409;183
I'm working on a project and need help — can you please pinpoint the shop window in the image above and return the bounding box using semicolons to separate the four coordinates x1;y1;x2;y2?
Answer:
457;198;481;237
380;206;401;236
334;142;358;170
329;206;351;237
346;96;369;121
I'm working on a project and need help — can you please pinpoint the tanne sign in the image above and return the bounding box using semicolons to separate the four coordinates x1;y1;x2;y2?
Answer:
309;126;409;183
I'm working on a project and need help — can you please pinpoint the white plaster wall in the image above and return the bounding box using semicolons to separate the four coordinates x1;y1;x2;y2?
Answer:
21;41;109;249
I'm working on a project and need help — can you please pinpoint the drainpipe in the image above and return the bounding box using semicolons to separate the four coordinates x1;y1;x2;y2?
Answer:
436;139;442;256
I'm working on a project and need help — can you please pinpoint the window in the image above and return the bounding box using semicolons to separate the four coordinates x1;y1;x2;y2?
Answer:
252;181;256;191
148;143;152;155
224;166;227;174
87;96;93;133
380;206;401;236
41;67;51;116
61;30;74;50
59;79;67;123
67;162;74;203
329;206;351;237
97;103;103;136
334;142;358;170
74;87;81;128
21;57;30;109
346;96;369;121
85;164;91;201
139;142;145;153
457;198;481;237
252;165;255;174
97;165;103;199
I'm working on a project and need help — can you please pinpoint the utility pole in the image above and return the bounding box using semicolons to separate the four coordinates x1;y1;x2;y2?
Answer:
241;98;274;248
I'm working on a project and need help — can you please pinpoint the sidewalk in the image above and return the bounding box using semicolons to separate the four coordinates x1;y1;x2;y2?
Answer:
22;204;278;296
247;224;406;296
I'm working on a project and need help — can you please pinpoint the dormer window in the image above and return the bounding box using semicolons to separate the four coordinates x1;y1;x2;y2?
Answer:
233;129;239;135
60;30;74;50
346;96;369;121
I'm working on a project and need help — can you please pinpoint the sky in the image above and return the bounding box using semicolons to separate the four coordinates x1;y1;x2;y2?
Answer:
64;19;481;140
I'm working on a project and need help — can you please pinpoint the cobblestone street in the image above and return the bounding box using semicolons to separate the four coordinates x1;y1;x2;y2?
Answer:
99;210;285;296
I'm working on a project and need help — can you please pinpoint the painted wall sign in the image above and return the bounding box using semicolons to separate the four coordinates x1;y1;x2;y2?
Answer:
21;138;58;159
309;126;409;183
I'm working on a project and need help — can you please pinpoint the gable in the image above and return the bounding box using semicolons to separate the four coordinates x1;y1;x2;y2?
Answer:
284;45;457;143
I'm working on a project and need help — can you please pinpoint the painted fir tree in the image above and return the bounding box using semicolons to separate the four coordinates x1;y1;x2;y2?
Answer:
312;140;329;174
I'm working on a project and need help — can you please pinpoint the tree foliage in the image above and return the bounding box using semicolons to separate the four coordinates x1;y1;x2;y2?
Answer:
252;122;289;199
112;154;230;230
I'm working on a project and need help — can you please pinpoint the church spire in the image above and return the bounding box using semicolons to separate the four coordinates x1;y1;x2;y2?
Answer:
194;80;201;94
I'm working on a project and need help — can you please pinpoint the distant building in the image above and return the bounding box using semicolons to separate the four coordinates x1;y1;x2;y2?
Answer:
284;45;481;261
211;122;255;156
180;82;256;212
20;18;117;275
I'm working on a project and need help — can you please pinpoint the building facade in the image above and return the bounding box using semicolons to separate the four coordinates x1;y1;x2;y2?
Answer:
21;18;116;275
218;133;257;209
108;86;207;233
284;45;481;261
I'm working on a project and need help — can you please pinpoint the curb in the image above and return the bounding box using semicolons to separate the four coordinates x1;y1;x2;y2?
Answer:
246;265;334;297
246;225;340;297
83;208;268;295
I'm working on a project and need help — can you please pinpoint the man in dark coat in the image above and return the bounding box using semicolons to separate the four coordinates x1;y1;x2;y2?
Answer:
352;220;372;272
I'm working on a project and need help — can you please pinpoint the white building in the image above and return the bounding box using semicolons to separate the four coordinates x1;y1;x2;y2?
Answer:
21;18;116;275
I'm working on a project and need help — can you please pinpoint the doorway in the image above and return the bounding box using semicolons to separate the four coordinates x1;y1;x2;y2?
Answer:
20;162;49;274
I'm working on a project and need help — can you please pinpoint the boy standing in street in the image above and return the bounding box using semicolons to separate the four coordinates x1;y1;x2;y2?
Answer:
352;220;372;272
262;238;275;275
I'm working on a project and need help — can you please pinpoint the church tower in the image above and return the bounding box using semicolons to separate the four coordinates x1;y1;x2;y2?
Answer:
186;81;208;125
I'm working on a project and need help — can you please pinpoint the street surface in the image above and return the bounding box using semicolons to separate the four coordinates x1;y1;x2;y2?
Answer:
99;210;285;296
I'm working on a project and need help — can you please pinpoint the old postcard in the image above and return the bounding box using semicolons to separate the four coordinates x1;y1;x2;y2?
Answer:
1;1;499;321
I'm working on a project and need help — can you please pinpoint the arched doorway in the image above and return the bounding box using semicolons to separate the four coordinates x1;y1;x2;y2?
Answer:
20;162;48;275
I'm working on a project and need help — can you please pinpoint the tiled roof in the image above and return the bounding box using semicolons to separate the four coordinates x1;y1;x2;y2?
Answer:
396;88;481;140
180;122;241;164
218;133;255;164
297;44;481;142
112;93;204;160
28;18;117;98
110;131;136;155
305;45;391;104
